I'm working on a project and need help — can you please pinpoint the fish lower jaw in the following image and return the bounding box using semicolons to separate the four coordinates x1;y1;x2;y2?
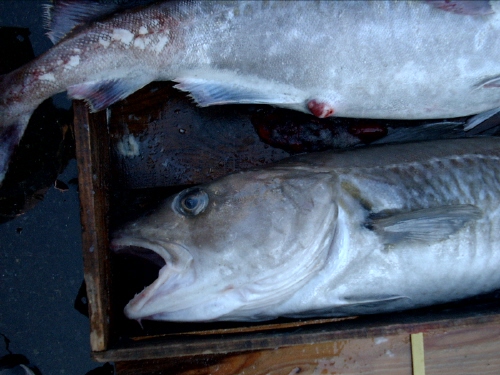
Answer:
123;264;198;319
124;286;252;322
111;236;200;318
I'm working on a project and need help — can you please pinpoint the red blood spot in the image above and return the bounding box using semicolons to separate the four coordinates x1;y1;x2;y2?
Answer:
307;99;335;118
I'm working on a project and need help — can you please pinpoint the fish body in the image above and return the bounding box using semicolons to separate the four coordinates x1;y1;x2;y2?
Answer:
2;1;500;182
112;137;500;322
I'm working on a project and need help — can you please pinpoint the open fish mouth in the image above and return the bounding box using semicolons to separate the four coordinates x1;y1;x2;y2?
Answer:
110;237;194;319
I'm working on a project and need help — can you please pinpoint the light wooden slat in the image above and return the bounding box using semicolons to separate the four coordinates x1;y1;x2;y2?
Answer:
411;333;425;375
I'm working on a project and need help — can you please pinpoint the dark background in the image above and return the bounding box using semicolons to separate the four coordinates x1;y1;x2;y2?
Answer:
0;1;98;374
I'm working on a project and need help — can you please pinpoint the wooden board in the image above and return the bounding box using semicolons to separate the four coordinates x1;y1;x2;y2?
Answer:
114;320;500;375
92;302;500;362
74;102;112;351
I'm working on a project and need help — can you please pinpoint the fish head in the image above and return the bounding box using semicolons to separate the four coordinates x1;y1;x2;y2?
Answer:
111;167;338;322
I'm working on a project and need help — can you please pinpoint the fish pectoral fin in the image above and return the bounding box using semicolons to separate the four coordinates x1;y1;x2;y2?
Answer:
340;295;410;312
367;204;482;245
344;295;409;305
67;77;150;112
475;75;500;90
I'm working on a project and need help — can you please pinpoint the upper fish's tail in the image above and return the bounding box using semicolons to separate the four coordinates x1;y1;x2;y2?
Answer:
0;120;29;184
0;72;34;186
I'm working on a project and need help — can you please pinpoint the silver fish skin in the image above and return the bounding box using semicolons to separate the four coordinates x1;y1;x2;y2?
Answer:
112;137;500;322
1;1;500;182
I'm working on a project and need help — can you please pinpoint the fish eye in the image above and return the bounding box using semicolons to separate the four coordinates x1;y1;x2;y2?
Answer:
174;188;209;216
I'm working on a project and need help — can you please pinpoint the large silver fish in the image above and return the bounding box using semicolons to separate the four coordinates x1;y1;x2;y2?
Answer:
112;137;500;322
1;1;500;182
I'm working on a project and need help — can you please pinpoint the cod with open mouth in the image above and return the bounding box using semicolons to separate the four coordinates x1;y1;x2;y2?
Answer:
111;137;500;322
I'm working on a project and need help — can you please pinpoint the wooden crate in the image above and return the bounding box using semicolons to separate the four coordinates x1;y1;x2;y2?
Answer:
74;82;500;374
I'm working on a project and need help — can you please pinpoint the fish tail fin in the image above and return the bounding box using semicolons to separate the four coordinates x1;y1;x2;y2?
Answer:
0;115;31;186
0;72;34;186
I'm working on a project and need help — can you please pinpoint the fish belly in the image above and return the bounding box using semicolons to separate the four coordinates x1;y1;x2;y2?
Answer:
177;1;500;119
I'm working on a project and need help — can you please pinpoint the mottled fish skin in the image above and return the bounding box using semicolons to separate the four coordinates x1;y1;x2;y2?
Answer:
112;137;500;322
2;1;500;182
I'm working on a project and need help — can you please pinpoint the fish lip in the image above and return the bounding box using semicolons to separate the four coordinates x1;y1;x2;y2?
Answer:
111;236;194;319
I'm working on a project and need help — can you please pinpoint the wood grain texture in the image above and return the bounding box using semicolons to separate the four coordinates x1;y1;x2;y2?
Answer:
424;323;500;375
73;101;112;351
93;309;500;362
114;321;500;375
114;334;412;375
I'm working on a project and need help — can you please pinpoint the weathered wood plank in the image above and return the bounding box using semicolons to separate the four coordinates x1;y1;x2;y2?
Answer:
73;101;112;351
114;320;500;375
424;323;500;375
114;333;412;375
93;309;500;362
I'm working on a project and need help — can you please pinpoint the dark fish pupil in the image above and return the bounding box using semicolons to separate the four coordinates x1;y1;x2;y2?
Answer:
183;196;198;210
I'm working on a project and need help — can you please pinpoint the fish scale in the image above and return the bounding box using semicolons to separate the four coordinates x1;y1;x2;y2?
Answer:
348;155;500;211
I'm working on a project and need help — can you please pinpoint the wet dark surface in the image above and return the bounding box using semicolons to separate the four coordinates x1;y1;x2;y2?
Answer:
0;2;99;374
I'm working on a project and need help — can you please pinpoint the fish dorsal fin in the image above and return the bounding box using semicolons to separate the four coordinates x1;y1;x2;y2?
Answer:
44;0;119;44
67;77;151;112
367;204;482;245
43;0;155;44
